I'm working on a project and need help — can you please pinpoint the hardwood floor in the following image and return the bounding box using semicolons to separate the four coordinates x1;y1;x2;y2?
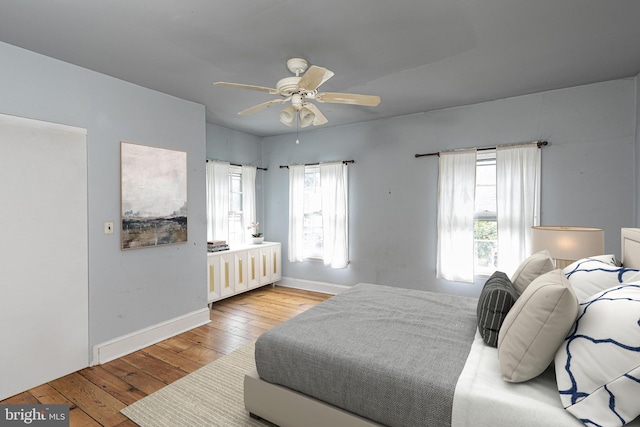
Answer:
0;285;331;427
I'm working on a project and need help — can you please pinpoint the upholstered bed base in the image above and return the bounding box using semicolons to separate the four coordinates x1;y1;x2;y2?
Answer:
244;368;382;427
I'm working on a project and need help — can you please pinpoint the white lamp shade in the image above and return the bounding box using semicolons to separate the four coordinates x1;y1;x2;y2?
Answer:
298;107;315;128
531;226;604;267
279;106;296;126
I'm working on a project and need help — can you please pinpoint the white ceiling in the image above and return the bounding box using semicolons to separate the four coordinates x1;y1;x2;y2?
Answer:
1;1;640;137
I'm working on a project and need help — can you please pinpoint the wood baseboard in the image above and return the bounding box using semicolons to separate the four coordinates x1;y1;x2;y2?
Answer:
92;308;210;365
277;277;350;295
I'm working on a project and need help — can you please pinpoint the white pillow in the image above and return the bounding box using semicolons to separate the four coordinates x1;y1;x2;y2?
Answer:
498;269;578;382
623;271;640;284
563;258;639;303
510;250;555;294
581;254;621;266
555;284;640;427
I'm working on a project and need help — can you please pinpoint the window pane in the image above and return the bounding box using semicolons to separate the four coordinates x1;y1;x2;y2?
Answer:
230;193;242;212
228;168;244;244
475;159;496;216
230;174;242;192
228;212;244;245
474;220;497;276
475;185;496;215
304;170;319;189
476;161;495;185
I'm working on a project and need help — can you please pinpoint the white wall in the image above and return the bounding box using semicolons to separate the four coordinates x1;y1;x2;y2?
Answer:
261;78;637;297
0;41;207;357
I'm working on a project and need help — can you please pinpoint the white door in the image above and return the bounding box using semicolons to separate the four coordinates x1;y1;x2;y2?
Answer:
0;114;88;400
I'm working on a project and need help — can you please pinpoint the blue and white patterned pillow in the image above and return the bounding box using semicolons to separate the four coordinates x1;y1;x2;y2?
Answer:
555;284;640;427
563;258;639;303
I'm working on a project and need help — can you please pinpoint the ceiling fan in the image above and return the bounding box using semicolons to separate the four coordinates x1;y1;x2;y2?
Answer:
214;58;381;128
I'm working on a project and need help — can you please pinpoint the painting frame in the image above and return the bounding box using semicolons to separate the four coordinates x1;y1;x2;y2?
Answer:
120;141;188;250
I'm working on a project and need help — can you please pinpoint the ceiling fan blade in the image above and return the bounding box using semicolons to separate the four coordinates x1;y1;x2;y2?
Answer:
298;66;334;91
316;92;381;107
303;102;328;126
238;98;288;115
214;82;279;94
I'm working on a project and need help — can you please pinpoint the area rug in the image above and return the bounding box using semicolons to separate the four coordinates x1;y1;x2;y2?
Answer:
121;341;271;427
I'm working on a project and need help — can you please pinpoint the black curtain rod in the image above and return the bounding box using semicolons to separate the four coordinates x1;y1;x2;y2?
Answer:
415;140;548;158
279;160;355;169
206;159;267;171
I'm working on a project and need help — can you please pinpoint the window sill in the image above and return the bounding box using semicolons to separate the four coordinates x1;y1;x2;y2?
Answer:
474;270;498;281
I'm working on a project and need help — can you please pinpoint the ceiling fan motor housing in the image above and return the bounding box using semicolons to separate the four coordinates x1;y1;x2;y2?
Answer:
276;77;302;96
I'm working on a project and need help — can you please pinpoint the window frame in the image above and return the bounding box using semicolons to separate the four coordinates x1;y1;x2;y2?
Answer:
228;165;244;245
474;151;498;278
302;165;323;261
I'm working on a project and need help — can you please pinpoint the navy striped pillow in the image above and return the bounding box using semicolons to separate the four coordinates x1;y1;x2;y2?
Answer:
477;271;519;347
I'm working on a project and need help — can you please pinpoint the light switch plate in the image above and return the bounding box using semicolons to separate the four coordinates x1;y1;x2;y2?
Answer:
104;221;114;235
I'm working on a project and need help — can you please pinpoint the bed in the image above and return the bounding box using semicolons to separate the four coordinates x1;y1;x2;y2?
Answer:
244;228;640;427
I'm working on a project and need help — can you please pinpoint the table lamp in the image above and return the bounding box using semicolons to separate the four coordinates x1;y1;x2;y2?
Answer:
531;226;604;268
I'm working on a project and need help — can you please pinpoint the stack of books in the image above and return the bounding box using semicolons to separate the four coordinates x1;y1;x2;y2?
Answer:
207;240;229;252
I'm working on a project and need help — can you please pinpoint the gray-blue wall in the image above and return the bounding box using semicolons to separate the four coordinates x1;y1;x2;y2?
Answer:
2;38;637;350
0;41;207;353
259;78;637;298
205;123;265;225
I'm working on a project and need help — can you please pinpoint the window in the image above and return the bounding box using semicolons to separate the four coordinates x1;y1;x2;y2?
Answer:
303;165;323;259
206;161;257;246
288;162;349;268
228;165;244;245
437;145;540;282
474;152;497;277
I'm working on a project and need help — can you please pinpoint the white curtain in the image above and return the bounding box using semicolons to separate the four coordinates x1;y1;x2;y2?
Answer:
288;165;305;262
436;149;477;283
320;162;349;268
241;165;257;243
496;145;541;276
205;161;229;242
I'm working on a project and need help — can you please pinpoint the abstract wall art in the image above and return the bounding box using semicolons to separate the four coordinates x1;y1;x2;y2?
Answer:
121;142;188;250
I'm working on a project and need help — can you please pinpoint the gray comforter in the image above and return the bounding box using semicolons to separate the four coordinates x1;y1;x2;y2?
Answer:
255;283;478;427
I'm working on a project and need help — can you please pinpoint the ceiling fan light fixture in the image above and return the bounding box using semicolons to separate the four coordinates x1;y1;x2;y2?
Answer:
298;107;315;128
279;106;296;126
215;58;381;129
